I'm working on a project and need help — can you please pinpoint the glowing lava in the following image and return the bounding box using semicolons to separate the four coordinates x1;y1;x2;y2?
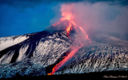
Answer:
48;46;81;75
48;5;91;75
65;23;72;37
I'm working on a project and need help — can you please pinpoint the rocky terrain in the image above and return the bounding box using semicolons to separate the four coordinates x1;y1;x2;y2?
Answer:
0;29;128;78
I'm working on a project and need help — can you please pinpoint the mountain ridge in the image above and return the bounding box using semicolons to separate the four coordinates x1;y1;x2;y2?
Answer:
0;30;128;78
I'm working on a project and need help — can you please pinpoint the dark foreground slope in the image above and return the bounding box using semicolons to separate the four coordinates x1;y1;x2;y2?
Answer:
0;30;128;79
1;71;128;80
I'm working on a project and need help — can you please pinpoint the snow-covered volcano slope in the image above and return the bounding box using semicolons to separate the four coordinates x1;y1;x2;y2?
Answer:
0;31;71;65
0;35;29;51
0;30;128;78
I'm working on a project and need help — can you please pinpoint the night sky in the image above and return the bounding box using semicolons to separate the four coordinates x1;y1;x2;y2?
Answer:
0;0;61;37
0;0;128;37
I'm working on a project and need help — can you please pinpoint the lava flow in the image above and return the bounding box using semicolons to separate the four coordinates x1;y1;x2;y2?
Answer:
48;5;91;75
48;46;81;75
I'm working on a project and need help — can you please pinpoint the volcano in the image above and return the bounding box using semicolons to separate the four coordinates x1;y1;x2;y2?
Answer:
0;21;128;79
0;6;128;78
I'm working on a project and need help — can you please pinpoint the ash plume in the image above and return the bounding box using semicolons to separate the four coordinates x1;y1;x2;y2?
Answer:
51;2;128;40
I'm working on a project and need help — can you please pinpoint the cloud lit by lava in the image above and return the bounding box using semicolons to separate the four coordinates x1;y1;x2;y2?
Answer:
48;3;91;75
50;2;128;40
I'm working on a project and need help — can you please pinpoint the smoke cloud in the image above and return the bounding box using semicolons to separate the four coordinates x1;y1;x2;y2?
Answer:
52;2;128;40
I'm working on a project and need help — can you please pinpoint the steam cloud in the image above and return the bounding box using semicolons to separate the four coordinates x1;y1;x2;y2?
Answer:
52;2;128;40
0;0;128;39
